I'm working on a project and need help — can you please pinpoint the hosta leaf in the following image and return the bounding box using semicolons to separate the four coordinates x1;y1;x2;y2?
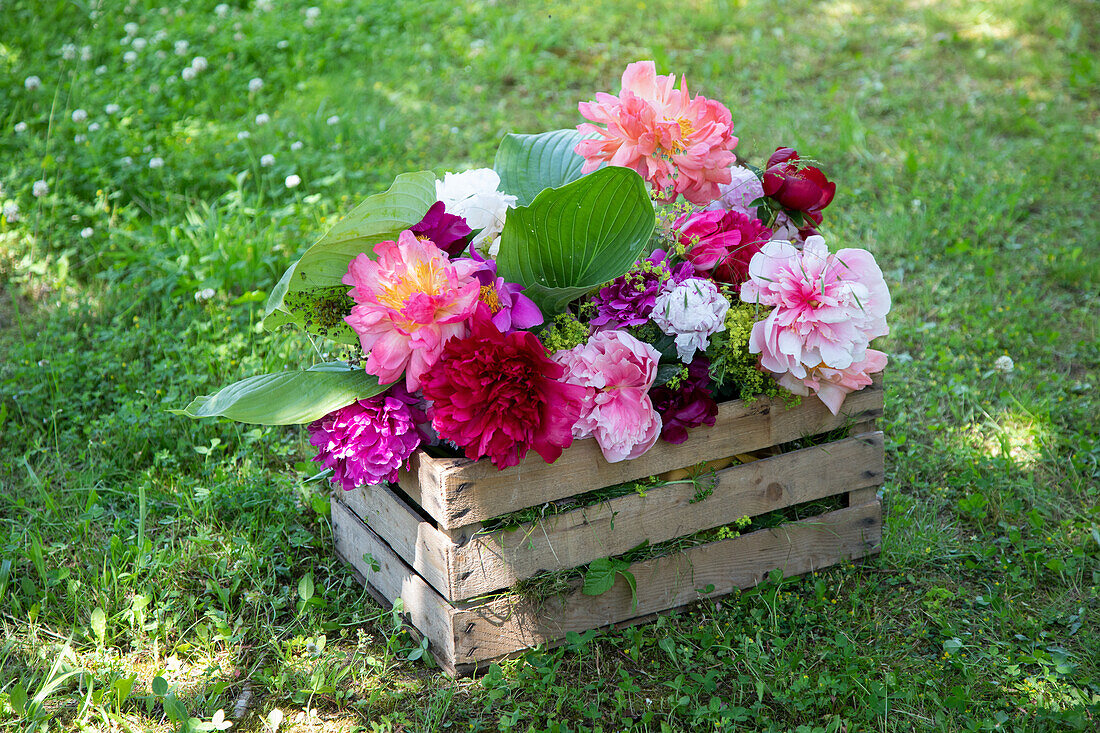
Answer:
172;362;389;425
496;166;654;314
493;128;598;206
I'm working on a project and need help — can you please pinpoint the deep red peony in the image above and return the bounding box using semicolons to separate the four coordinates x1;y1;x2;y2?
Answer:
762;147;836;226
420;314;586;469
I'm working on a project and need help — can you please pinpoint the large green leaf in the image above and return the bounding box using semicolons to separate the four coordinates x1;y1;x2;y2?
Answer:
493;128;598;206
263;171;438;342
496;166;655;314
172;363;390;425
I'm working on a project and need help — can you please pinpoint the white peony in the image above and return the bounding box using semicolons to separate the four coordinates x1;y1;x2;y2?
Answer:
650;278;730;363
435;168;517;257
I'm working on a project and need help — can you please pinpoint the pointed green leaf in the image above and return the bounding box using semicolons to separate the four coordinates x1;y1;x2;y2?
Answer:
263;171;438;341
493;128;599;206
496;166;655;314
172;363;390;425
298;573;314;603
582;558;618;596
90;607;106;645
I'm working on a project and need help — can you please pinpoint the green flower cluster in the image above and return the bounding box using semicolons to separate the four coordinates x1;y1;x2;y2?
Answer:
707;302;788;402
538;312;590;353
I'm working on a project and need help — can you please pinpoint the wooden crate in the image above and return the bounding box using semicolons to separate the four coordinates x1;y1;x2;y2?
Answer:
331;378;885;675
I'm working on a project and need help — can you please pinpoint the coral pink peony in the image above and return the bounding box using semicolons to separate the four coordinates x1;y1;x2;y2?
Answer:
420;315;586;469
553;330;662;463
740;235;890;388
776;349;888;415
576;61;738;205
674;208;774;286
343;230;481;391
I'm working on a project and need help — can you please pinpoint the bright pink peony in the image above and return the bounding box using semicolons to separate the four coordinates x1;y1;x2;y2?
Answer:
343;230;481;391
740;236;890;393
674;208;774;286
420;315;586;469
576;61;738;205
553;330;662;463
308;385;427;491
776;349;888;415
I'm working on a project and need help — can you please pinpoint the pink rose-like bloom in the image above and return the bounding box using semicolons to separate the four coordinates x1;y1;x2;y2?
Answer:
344;230;481;391
553;330;662;463
741;235;890;382
308;385;427;491
777;349;888;415
674;208;774;286
576;61;738;205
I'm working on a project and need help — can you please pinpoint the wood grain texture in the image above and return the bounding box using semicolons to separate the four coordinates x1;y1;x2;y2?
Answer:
450;501;882;663
330;496;458;668
400;380;884;528
448;432;885;599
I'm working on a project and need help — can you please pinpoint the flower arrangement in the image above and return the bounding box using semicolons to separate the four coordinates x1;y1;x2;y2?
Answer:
177;60;891;492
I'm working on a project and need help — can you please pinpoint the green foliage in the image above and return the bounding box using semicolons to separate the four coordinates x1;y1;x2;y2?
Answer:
496;166;655;313
493;128;596;206
708;302;787;402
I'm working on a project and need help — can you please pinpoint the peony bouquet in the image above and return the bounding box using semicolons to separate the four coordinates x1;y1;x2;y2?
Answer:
178;61;890;492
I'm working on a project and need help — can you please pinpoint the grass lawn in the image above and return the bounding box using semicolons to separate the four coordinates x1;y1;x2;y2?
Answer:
2;0;1098;730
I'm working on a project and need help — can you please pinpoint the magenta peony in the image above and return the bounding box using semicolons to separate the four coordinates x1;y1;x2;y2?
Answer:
420;315;586;469
740;236;890;411
463;251;543;333
674;208;773;287
343;230;481;391
591;249;693;330
308;385;426;491
650;357;718;444
576;61;738;205
553;330;662;463
410;200;472;257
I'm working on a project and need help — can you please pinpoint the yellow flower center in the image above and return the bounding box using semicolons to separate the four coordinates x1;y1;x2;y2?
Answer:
479;284;502;314
376;260;442;310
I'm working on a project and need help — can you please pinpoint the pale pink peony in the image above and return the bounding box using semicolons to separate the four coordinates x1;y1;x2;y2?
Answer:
552;330;662;463
576;61;738;205
776;349;888;415
343;230;481;391
705;165;765;218
741;236;890;376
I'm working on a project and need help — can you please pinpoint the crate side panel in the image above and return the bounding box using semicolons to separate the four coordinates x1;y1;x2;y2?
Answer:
451;501;882;663
404;382;884;529
331;496;457;665
342;484;455;599
450;432;884;599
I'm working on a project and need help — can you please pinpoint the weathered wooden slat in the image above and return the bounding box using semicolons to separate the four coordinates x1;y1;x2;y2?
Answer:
450;501;881;663
448;432;885;599
400;380;884;529
341;483;455;599
330;497;458;670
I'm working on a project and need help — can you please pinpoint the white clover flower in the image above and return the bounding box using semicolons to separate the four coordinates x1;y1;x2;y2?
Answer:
248;77;264;93
290;140;303;151
435;168;517;256
285;174;301;189
132;37;147;51
276;39;290;50
305;6;321;19
120;36;130;46
80;45;93;61
174;40;189;56
237;130;251;140
71;108;88;123
181;66;197;81
120;156;134;165
74;134;87;144
14;122;28;133
650;278;730;363
124;51;138;63
255;113;270;125
153;30;168;43
993;355;1014;374
61;43;77;60
105;103;121;115
24;75;42;91
260;154;275;167
194;287;216;303
124;22;139;35
256;0;274;11
148;156;165;169
3;201;20;222
215;3;230;17
88;122;101;132
33;180;49;198
155;50;167;61
80;227;94;238
191;56;209;72
233;32;245;42
326;115;340;125
95;65;108;75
